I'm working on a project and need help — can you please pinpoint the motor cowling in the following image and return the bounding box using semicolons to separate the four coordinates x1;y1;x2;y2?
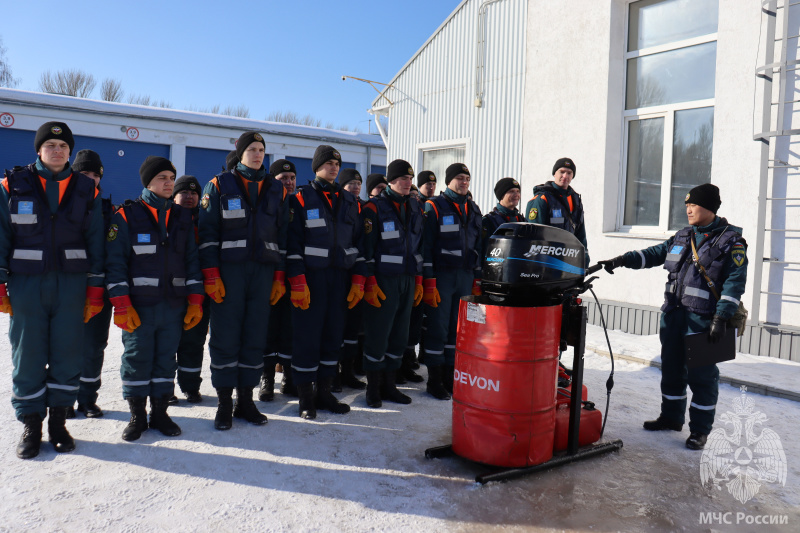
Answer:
481;223;585;306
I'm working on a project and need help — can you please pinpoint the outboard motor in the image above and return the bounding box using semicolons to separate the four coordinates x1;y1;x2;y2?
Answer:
481;223;585;306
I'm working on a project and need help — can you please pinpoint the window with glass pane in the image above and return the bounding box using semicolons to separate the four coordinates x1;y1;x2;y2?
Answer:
622;0;717;229
669;107;714;229
421;146;466;187
624;118;664;226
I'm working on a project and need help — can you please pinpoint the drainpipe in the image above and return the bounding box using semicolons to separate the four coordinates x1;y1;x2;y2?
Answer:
474;0;504;108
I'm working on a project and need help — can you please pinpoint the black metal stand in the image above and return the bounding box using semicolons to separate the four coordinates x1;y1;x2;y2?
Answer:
424;300;623;484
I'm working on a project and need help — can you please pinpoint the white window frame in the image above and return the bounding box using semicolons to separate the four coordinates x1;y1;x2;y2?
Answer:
617;9;718;235
415;137;471;176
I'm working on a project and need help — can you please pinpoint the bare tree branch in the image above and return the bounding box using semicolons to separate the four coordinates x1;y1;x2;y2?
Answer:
0;37;19;88
100;78;124;102
39;69;96;97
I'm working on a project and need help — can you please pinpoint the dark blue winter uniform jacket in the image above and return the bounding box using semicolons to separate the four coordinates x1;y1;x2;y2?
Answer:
422;188;483;279
361;187;424;277
525;181;588;265
481;203;525;256
105;189;203;308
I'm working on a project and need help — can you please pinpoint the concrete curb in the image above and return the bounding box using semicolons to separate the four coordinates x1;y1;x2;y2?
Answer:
587;342;800;404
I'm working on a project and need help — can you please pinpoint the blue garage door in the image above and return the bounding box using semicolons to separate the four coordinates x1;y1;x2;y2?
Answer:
286;156;314;187
370;165;386;176
0;128;169;205
185;146;246;186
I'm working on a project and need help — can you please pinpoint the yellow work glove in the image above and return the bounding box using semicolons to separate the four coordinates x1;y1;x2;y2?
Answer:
83;286;105;323
202;267;226;304
0;284;12;316
347;275;365;309
289;274;311;310
423;278;441;308
413;276;424;307
364;276;386;308
270;271;287;305
183;294;205;330
110;295;142;333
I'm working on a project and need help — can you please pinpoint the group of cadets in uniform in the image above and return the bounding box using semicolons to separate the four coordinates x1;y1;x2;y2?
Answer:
3;121;747;459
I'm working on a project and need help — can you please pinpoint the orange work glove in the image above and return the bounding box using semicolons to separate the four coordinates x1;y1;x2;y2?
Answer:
202;267;226;304
364;276;386;307
270;271;287;305
0;284;12;316
413;276;424;307
289;275;311;310
472;278;482;296
183;294;205;330
423;278;441;308
347;275;365;309
83;286;105;323
110;295;141;333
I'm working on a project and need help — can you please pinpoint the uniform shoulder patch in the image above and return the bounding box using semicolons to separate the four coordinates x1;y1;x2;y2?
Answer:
732;247;746;267
364;218;373;234
528;208;537;220
107;224;119;242
201;193;210;209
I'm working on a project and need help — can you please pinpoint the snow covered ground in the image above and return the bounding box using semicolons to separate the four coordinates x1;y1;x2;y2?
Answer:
1;316;798;533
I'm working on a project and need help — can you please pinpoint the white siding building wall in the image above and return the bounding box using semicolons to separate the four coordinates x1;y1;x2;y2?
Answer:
373;0;527;212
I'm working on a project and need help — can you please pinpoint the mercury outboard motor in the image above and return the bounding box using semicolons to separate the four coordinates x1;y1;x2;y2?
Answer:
481;223;585;305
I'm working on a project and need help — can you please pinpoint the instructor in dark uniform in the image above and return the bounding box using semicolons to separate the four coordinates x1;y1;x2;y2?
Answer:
598;183;747;450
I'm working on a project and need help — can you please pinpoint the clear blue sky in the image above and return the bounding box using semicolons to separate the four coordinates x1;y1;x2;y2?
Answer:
2;0;462;132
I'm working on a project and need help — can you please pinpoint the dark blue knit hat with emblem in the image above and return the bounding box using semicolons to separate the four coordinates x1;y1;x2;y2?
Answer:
173;175;201;198
35;121;75;154
685;183;721;214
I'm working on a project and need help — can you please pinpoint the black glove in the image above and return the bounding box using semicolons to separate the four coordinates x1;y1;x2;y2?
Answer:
709;315;727;344
598;255;626;274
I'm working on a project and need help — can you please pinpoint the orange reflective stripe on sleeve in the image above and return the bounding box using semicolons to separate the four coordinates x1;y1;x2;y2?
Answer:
296;191;305;208
210;176;220;192
426;199;439;219
364;201;377;213
116;206;128;223
1;177;8;192
568;195;574;212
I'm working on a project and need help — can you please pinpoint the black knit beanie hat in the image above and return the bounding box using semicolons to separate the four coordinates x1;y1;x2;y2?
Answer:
140;156;176;187
445;163;470;185
235;131;266;161
494;177;521;201
225;150;239;171
338;168;362;188
386;159;414;182
552;157;576;177
417;170;436;188
72;149;103;178
685;183;721;214
173;175;201;198
269;158;296;176
366;173;388;193
312;145;342;172
35;121;75;154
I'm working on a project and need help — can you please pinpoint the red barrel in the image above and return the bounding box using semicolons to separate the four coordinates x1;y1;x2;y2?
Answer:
452;299;561;467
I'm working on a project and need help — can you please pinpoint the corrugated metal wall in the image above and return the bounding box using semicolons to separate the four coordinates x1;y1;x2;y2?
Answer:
384;0;527;213
585;299;800;362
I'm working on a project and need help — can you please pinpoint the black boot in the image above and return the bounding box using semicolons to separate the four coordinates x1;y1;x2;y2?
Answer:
281;367;298;397
47;407;76;453
340;358;366;390
65;405;76;419
215;387;234;430
686;432;708;450
77;402;104;418
234;387;268;425
365;370;383;408
643;416;683;432
317;376;350;414
400;348;424;383
332;367;343;393
297;383;317;419
382;370;412;404
426;366;451;400
258;368;275;402
16;413;43;459
443;365;455;395
122;397;149;441
184;390;202;404
149;395;182;437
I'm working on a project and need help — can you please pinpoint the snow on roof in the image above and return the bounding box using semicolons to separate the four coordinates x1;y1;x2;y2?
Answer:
0;87;385;148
